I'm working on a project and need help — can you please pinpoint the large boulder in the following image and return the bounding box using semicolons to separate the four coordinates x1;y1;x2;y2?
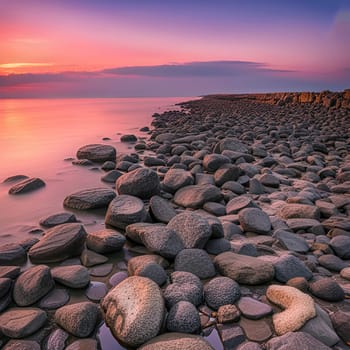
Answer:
162;169;194;194
214;252;274;285
28;223;87;263
76;144;116;162
116;167;160;199
101;276;165;347
8;177;45;195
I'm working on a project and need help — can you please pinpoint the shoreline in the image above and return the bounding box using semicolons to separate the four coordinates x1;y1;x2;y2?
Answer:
1;93;350;349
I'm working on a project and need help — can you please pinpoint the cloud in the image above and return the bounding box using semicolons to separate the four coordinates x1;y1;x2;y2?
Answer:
0;62;54;69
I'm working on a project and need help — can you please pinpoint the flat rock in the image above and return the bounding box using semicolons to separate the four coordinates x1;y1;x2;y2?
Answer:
105;195;147;229
217;324;245;349
239;317;272;342
309;278;345;301
139;333;214;350
237;297;273;320
109;271;128;287
168;212;211;249
51;265;90;288
85;281;108;302
29;223;87;263
286;218;321;231
2;174;29;183
162;169;194;193
279;204;320;220
329;235;350;259
101;169;123;183
0;307;47;338
65;339;98;350
39;212;78;227
330;310;350;344
13;265;54;306
44;328;69;350
214;252;274;285
38;288;70;309
63;188;116;210
4;340;40;350
203;153;231;172
0;266;21;279
273;255;313;283
54;302;100;337
76;144;116;162
80;249;108;267
101;276;165;347
87;229;125;253
116;167;160;199
8;177;45;195
318;254;348;272
238;208;271;234
274;229;309;253
226;196;254;215
89;263;113;277
0;243;26;265
173;184;222;209
149;195;177;223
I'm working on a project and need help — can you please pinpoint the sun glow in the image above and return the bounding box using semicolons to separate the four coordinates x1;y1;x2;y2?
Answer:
0;63;53;69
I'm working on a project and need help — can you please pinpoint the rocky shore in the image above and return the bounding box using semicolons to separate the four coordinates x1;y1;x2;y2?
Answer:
1;92;350;349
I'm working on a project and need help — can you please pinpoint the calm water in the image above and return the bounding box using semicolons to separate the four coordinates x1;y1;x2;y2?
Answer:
0;97;186;243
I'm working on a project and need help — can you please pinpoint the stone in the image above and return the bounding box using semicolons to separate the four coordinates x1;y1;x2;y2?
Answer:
173;184;222;209
80;249;108;267
274;229;309;253
309;278;345;302
238;208;271;234
0;308;47;338
13;265;54;306
39;212;78;227
0;278;12;298
8;177;45;194
266;331;332;350
204;277;240;310
65;339;98;350
28;223;87;263
162;169;194;193
301;304;339;347
175;249;216;279
340;267;350;280
240;317;272;342
214;166;240;186
38;288;70;309
4;340;40;350
217;324;245;349
329;235;350;259
237;342;262;350
226;196;254;215
2;174;28;183
214;252;274;285
260;174;280;188
89;263;113;277
215;137;248;154
318;254;348;272
279;204;320;219
287;218;321;231
168;212;211;249
109;271;128;287
86;229;126;253
203;154;231;172
217;304;241;323
0;266;20;279
286;277;309;292
330;310;350;344
149;195;177;223
116;167;160;199
273;255;313;283
54;302;100;337
266;285;316;335
105;195;147;229
139;333;214;350
63;187;116;210
237;297;273;320
166;301;201;334
204;238;231;255
76;144;116;162
51;265;90;288
101;169;123;183
120;134;137;142
101;276;165;347
0;243;26;265
203;202;227;216
85;281;108;302
45;328;69;350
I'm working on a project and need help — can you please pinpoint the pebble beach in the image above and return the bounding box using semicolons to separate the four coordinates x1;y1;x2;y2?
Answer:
1;90;350;349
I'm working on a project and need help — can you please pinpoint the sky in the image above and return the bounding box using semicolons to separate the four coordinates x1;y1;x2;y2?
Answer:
0;0;349;98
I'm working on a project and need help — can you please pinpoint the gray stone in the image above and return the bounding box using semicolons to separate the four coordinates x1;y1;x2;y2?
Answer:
0;266;20;279
0;308;47;338
149;195;177;223
217;324;245;349
318;254;348;272
80;249;108;267
204;238;231;255
273;255;313;283
101;276;165;347
237;297;273;320
238;208;271;234
54;302;100;337
120;134;137;142
274;229;309;253
116;167;160;199
105;195;147;229
329;235;350;259
0;243;26;265
76;144;116;162
214;166;240;186
39;212;78;227
38;288;70;309
226;196;254;215
45;328;69;350
8;177;45;194
239;317;272;342
65;339;98;350
0;278;12;298
203;154;231;172
85;281;108;302
109;271;128;287
89;263;113;277
204;277;241;310
2;175;28;183
13;265;54;306
28;223;87;263
286;218;321;231
162;168;194;193
86;229;125;253
4;340;40;350
175;249;216;279
63;188;116;210
101;169;123;183
51;265;90;288
166;301;201;333
309;278;345;301
330;310;350;344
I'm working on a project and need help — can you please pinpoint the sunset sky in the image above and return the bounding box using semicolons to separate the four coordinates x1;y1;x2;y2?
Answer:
0;0;349;97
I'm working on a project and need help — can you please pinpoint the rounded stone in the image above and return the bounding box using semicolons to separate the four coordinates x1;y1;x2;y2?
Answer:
51;265;90;288
166;301;201;334
38;288;70;309
309;278;345;302
45;328;69;350
162;169;194;194
273;255;313;283
101;276;165;347
329;235;350;259
0;243;27;265
3;340;41;350
109;271;128;287
76;144;116;162
149;195;177;223
238;208;271;234
39;212;78;228
8;177;45;195
237;297;273;320
85;281;108;302
318;254;348;272
86;229;126;253
204;277;241;310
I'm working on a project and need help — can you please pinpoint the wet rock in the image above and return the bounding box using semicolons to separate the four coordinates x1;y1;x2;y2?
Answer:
116;167;160;199
0;308;47;338
214;252;274;285
0;278;12;298
330;310;350;344
175;249;216;279
0;243;26;265
0;266;21;279
105;195;147;229
120;134;137;142
162;169;194;193
80;248;108;267
274;229;309;253
204;238;231;255
39;212;78;227
238;208;271;234
77;144;116;162
237;297;273;320
273;255;313;283
51;265;90;288
86;229;126;253
54;302;100;337
166;301;201;334
85;281;108;302
101;276;165;347
101;169;123;183
89;263;113;277
4;340;41;350
65;339;98;350
214;166;240;186
203;154;231;172
29;223;87;263
309;278;345;302
226;196;254;214
279;204;320;220
8;177;45;194
217;324;245;349
329;235;350;259
45;328;69;350
63;188;116;210
2;175;29;183
13;265;54;306
318;254;348;272
240;317;272;342
149;195;177;223
109;271;128;287
204;277;240;310
38;288;70;309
